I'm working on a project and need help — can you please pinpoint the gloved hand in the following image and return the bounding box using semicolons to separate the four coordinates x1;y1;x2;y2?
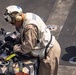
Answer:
13;44;21;52
13;44;24;54
5;42;14;51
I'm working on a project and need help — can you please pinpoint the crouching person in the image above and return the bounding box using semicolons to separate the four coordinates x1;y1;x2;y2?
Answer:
4;5;61;75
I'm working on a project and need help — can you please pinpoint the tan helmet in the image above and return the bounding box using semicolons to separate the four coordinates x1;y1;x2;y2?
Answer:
4;5;23;24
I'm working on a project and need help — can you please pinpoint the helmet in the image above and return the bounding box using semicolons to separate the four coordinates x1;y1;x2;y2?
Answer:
5;5;22;14
4;5;22;24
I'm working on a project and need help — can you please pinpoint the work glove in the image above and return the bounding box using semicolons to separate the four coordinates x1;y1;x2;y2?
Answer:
5;42;14;51
13;44;21;52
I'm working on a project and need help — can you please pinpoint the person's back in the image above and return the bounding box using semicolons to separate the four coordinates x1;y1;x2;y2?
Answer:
24;12;52;48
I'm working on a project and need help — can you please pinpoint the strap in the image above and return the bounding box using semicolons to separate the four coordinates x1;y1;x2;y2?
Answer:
45;34;52;59
6;60;14;75
23;62;30;75
18;61;30;75
23;58;39;75
18;61;23;72
9;60;14;73
33;58;39;75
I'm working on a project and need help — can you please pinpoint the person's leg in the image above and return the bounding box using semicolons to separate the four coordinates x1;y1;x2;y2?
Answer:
52;39;61;75
38;58;52;75
38;39;61;75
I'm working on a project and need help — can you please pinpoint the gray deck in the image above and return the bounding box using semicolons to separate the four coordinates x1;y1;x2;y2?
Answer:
0;0;76;75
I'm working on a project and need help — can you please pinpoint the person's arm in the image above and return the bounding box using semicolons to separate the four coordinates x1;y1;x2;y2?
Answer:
13;24;38;54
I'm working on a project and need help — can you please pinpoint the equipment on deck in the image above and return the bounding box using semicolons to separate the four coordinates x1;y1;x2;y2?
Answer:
0;28;39;75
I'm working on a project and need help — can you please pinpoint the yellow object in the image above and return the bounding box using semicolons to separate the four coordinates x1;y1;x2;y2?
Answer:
5;53;16;61
14;67;29;74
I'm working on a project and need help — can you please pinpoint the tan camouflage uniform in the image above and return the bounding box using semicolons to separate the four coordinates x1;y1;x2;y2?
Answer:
14;24;61;75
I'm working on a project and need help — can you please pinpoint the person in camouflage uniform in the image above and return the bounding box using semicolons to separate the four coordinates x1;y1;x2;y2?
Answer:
4;5;61;75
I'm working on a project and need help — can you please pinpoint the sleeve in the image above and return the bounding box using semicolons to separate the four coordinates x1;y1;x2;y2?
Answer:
13;24;38;54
